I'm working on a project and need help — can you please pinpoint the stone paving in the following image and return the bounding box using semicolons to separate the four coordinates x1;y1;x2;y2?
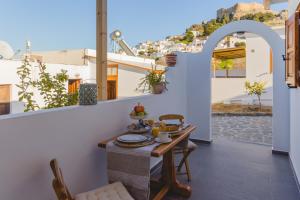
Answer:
212;115;272;145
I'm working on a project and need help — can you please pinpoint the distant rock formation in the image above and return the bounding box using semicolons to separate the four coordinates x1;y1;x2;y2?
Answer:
217;2;275;19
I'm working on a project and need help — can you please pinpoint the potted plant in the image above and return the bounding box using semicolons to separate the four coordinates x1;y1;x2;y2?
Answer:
165;52;177;67
138;66;168;94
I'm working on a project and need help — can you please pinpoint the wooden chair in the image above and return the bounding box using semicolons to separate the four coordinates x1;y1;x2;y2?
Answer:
50;159;134;200
159;114;197;182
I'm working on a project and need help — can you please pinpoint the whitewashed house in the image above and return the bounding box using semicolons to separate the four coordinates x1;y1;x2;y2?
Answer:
0;50;163;114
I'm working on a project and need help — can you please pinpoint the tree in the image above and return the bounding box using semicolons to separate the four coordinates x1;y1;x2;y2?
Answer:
138;51;145;56
217;59;234;78
16;58;78;112
245;81;266;111
240;12;276;22
36;61;78;109
16;56;39;112
179;31;195;44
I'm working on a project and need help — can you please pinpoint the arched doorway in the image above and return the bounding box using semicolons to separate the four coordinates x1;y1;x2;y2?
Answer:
187;20;290;152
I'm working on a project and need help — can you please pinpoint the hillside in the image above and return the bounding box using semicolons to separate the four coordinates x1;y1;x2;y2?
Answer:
134;2;287;59
174;5;287;43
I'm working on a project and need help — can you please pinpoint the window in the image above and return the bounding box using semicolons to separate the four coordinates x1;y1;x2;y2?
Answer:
0;84;11;115
68;79;81;94
107;64;118;100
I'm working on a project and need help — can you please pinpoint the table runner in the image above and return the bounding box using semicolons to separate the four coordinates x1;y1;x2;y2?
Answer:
106;141;158;200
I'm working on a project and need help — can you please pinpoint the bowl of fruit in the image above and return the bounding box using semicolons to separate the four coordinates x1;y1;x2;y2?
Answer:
130;103;148;120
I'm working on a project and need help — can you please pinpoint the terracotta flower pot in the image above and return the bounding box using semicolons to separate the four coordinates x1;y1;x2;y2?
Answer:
165;53;177;67
152;83;166;94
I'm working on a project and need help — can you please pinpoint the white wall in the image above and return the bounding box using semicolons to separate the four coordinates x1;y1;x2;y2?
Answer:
118;65;147;98
212;77;273;106
289;0;299;16
212;78;247;103
288;0;300;186
88;61;146;98
290;90;300;184
0;53;188;200
245;36;273;105
246;36;272;82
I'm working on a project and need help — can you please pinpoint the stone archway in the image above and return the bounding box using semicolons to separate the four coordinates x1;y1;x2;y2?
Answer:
187;20;290;152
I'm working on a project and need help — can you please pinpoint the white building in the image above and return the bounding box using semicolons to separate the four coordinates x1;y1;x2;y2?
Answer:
0;50;163;115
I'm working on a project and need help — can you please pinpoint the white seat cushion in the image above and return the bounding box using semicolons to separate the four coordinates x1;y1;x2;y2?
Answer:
75;182;134;200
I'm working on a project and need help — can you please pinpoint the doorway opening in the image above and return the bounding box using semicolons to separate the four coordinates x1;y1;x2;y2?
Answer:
211;31;275;146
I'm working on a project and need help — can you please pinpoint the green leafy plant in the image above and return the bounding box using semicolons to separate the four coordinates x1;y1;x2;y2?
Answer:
16;58;78;112
36;61;78;109
180;31;195;44
138;65;168;93
240;12;276;22
245;81;267;111
217;59;234;78
16;56;39;112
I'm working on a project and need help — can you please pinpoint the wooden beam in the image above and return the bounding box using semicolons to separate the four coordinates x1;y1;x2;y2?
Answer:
96;0;107;100
263;0;271;9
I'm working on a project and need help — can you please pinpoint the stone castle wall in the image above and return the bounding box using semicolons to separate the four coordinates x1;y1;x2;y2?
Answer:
217;2;275;19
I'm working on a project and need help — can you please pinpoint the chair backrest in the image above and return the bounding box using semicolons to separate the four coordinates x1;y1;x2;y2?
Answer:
159;114;184;125
50;159;74;200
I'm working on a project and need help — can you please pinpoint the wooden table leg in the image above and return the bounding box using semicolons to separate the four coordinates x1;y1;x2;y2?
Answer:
152;185;170;200
155;148;192;199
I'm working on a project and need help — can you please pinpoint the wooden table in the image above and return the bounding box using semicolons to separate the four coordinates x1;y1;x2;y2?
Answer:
98;125;196;200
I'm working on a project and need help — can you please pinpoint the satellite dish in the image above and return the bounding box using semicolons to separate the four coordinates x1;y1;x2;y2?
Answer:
0;41;14;59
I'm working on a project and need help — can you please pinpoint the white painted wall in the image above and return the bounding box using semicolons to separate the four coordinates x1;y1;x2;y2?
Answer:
289;0;299;16
246;36;272;82
187;20;290;153
212;77;273;106
88;61;146;98
290;90;300;184
118;66;147;98
0;53;188;200
212;78;247;103
288;0;300;185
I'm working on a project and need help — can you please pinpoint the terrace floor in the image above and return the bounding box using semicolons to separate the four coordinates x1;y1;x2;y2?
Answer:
212;115;272;145
164;139;300;200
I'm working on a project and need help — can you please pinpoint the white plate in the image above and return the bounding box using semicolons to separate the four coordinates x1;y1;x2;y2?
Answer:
155;138;172;144
117;134;148;143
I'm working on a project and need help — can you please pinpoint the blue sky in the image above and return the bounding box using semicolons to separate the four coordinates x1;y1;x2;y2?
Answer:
0;0;287;52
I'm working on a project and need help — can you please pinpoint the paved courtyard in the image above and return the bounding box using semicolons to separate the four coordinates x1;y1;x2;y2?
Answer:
212;115;272;145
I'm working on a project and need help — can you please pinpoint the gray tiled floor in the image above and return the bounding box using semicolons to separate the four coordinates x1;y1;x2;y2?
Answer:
167;139;300;200
212;116;272;145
